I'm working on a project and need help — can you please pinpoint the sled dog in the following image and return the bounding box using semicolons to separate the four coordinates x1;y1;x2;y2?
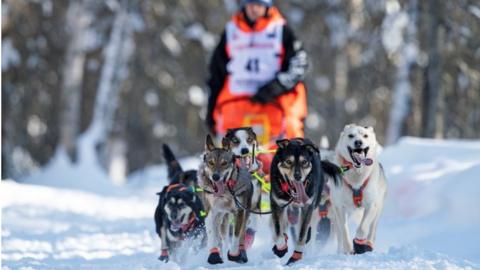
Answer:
222;127;264;248
328;124;387;254
270;138;341;265
198;135;254;264
154;144;206;262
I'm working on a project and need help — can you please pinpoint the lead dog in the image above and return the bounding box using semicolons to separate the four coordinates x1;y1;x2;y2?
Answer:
270;138;341;265
223;127;263;248
328;124;387;254
198;135;254;264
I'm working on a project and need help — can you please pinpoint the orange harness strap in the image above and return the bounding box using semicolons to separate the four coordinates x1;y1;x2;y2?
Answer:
343;176;371;208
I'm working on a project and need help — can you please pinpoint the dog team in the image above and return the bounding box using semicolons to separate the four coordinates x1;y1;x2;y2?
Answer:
154;124;387;265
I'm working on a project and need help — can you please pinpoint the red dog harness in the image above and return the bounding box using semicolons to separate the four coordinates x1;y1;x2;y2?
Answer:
343;176;370;208
339;155;371;207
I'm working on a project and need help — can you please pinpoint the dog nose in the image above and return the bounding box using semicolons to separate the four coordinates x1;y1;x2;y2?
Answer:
212;173;220;181
294;171;302;181
241;148;249;155
354;140;363;148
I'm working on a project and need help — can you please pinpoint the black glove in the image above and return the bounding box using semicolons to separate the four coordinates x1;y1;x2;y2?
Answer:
251;78;288;104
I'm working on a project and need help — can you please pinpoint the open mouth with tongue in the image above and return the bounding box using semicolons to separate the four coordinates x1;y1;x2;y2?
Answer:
290;180;309;204
211;180;225;197
348;146;373;168
169;215;185;232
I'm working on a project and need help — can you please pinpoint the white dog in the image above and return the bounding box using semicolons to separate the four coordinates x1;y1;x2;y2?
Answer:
328;124;387;254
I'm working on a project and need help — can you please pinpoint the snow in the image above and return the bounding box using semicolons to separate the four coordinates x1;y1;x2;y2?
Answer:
3;138;480;269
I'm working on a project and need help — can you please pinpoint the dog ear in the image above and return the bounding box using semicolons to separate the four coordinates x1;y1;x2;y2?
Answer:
344;124;354;131
206;134;216;152
365;126;374;132
276;139;290;149
305;142;319;154
246;127;257;140
221;137;231;150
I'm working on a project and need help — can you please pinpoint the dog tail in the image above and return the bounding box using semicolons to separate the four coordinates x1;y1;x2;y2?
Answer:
321;160;342;186
162;144;183;181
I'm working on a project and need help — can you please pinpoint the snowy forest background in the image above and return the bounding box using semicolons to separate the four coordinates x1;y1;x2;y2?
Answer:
2;0;480;181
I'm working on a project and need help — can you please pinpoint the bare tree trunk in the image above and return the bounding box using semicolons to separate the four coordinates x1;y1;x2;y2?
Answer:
422;0;442;138
59;0;91;162
386;0;418;144
78;0;134;184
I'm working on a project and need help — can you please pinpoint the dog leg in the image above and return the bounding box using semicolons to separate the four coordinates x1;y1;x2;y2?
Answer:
366;202;384;250
353;204;378;254
206;210;224;264
271;203;289;258
228;209;248;263
332;205;353;254
158;226;170;262
286;207;313;265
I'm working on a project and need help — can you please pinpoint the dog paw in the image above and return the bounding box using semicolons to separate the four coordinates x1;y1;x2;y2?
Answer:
158;249;169;262
286;251;303;265
353;238;373;254
272;244;288;258
228;249;248;263
207;251;224;264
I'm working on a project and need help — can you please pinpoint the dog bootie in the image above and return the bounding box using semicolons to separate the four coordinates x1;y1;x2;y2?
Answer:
353;238;373;254
244;228;256;249
286;251;303;265
158;249;169;262
272;233;289;258
207;248;223;264
227;246;248;264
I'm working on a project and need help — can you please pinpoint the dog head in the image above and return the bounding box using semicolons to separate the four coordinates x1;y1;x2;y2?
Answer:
336;124;377;168
175;169;197;187
275;138;320;203
161;185;199;232
222;127;257;156
203;134;236;196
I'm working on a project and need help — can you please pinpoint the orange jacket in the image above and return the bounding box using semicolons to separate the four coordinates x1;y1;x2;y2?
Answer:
206;7;308;145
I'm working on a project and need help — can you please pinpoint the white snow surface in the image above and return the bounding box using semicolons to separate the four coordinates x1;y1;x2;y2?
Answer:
2;137;480;269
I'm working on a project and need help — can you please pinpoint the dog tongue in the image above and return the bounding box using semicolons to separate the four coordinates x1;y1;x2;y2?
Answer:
292;181;309;204
353;152;373;166
213;181;225;197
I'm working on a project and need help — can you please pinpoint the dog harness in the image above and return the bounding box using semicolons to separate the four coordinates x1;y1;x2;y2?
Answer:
343;175;371;208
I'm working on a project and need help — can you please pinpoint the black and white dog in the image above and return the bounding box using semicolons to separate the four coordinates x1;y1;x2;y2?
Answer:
154;144;206;262
270;138;341;265
222;127;264;249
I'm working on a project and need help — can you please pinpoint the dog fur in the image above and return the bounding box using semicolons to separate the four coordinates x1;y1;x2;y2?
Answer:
222;127;264;248
198;135;254;264
269;138;341;265
154;144;206;262
328;124;387;254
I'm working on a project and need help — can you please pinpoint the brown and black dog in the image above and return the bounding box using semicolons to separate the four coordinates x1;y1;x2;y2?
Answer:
198;135;254;265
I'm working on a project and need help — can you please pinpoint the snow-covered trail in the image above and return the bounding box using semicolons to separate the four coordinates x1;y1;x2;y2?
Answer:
2;138;480;269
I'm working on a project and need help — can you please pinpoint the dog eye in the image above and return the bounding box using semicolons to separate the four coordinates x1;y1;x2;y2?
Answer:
221;160;228;167
284;160;293;166
232;138;239;144
208;160;215;167
301;160;309;167
363;134;368;138
247;138;253;143
348;134;354;139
